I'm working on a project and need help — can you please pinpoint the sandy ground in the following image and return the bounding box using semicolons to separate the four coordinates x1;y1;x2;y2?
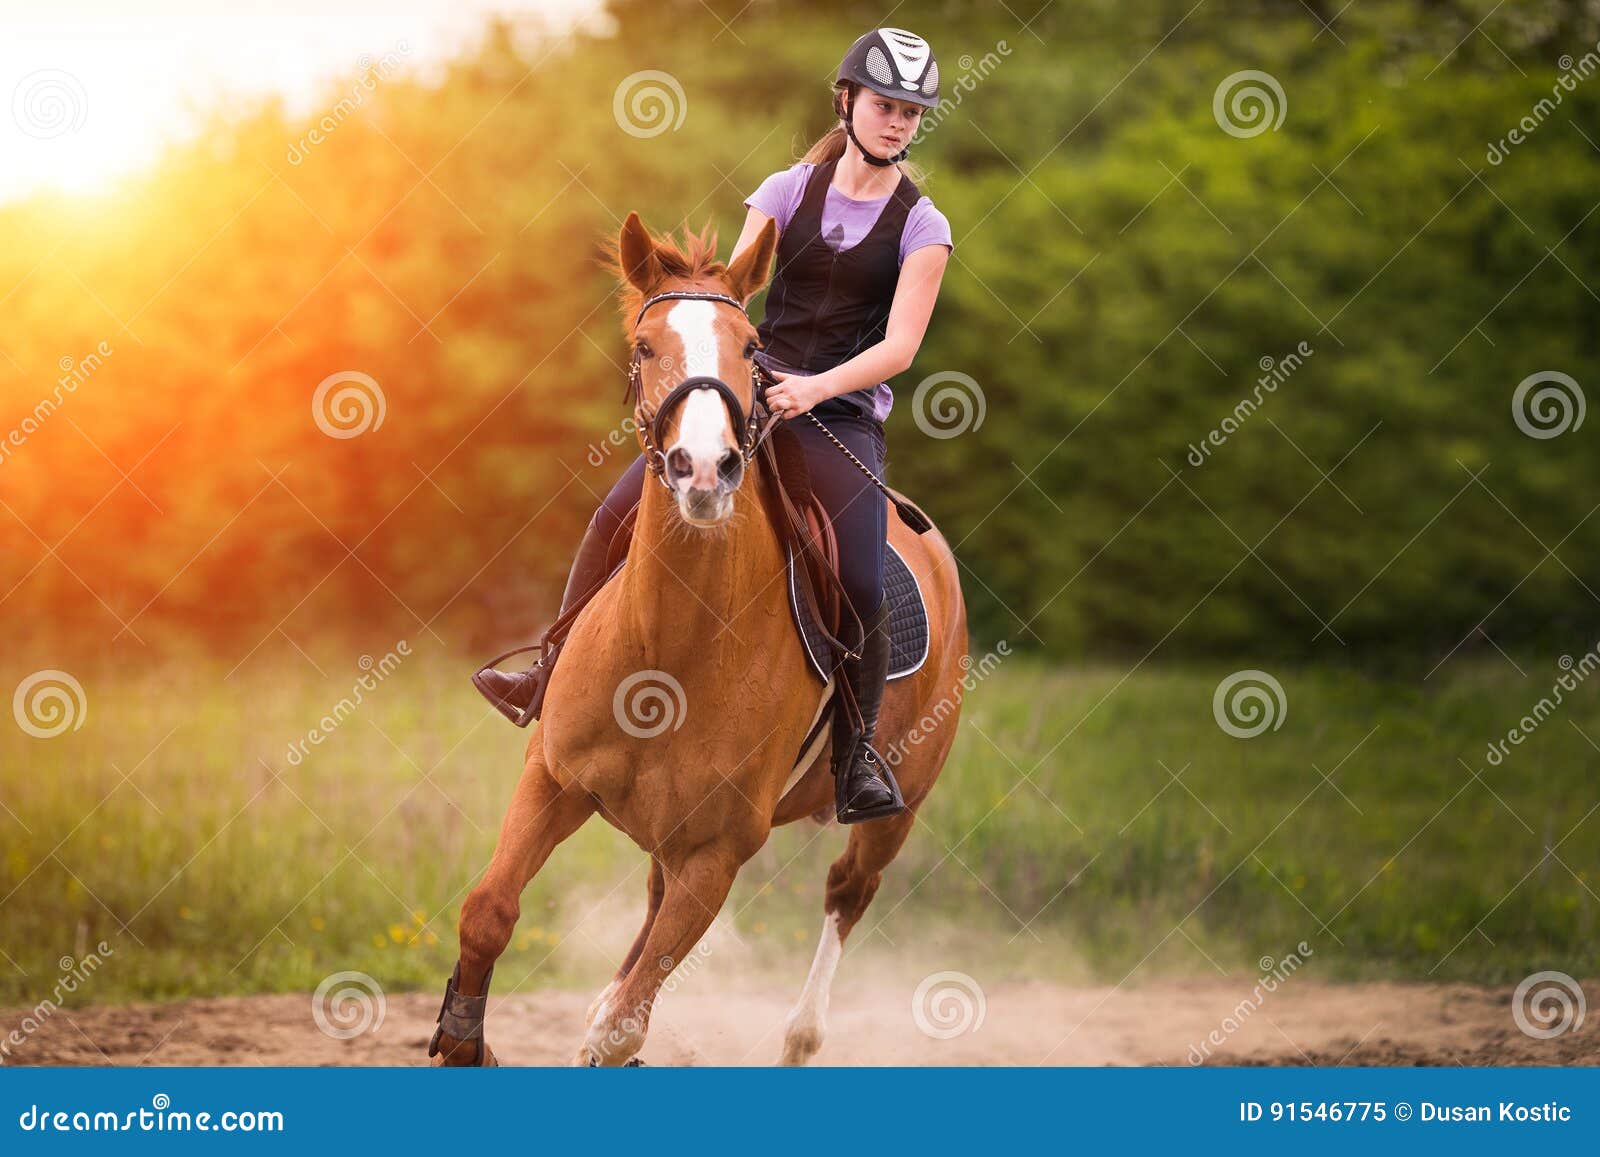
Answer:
5;978;1596;1067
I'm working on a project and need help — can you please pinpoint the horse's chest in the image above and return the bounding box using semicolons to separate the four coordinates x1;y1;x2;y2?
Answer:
540;672;823;844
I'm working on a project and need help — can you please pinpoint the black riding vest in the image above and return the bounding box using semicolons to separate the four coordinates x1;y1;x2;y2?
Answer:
756;156;920;388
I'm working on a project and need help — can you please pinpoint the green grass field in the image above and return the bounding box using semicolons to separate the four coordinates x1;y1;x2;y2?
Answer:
2;650;1596;1006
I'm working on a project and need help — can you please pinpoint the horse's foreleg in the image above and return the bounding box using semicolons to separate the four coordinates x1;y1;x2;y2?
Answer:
584;857;666;1031
781;809;916;1066
431;751;595;1067
577;851;736;1066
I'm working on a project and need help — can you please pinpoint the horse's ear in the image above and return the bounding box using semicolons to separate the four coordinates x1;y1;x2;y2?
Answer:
726;217;778;306
619;211;663;293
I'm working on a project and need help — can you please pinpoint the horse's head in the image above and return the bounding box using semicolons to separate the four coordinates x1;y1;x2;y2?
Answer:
613;211;778;527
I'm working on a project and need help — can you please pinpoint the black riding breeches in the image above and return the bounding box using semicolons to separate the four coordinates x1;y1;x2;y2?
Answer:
590;398;888;621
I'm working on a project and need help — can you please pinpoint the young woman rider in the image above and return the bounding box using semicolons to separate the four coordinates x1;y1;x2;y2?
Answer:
475;27;953;824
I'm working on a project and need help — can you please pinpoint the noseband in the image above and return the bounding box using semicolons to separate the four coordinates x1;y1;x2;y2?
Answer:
624;290;779;490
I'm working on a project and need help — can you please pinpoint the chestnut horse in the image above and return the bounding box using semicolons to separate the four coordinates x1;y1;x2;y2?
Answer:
431;211;967;1066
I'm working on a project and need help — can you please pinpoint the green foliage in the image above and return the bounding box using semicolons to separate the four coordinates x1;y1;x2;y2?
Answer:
0;1;1595;665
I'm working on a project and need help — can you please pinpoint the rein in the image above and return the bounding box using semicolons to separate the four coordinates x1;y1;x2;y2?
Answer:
623;287;872;731
482;285;935;739
625;289;932;534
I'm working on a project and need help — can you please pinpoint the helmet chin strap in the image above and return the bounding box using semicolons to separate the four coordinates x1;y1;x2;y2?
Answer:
842;89;910;168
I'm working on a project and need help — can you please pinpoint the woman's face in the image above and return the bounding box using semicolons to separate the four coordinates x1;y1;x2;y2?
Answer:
850;90;924;157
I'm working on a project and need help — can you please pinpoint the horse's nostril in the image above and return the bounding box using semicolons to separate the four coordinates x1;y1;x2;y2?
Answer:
717;449;743;486
665;447;692;480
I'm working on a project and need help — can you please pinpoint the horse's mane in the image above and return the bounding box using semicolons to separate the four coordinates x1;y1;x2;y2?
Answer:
602;218;729;335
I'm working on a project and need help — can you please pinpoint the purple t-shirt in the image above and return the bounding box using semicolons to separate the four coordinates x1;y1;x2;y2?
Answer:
744;161;953;422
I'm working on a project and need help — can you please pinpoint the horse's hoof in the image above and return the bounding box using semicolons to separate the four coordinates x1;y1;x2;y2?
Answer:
429;1035;497;1067
585;1055;646;1067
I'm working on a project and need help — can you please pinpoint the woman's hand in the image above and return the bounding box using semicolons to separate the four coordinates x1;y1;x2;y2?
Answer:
764;369;833;419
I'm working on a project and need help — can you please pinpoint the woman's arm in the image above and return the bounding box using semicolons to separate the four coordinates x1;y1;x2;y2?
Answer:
729;206;776;267
765;244;951;413
829;243;950;394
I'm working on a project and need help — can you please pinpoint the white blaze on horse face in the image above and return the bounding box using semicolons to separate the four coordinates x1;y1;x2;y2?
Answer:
665;299;735;493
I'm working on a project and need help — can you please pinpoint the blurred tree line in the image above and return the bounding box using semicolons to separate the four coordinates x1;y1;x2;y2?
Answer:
1;0;1596;669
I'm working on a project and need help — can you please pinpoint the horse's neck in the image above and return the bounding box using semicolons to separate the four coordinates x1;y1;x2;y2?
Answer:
617;479;788;655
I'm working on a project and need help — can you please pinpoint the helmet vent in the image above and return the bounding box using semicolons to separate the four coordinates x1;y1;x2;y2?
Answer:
865;45;894;86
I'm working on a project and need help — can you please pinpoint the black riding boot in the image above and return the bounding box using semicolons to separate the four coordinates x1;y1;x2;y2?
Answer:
833;598;905;824
472;517;613;726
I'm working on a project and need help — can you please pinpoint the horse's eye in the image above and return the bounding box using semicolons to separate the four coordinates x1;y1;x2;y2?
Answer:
635;341;653;359
743;340;758;360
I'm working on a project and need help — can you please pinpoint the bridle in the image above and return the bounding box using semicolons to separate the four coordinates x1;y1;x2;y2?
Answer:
470;282;931;728
622;285;929;537
620;286;870;684
623;289;782;491
611;282;930;701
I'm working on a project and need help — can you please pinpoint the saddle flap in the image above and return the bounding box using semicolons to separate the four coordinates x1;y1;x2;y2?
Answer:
800;494;840;637
758;422;846;642
606;501;640;576
788;541;929;687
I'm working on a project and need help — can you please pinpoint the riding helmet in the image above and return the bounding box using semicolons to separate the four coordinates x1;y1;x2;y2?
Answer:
833;28;941;166
835;27;941;108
